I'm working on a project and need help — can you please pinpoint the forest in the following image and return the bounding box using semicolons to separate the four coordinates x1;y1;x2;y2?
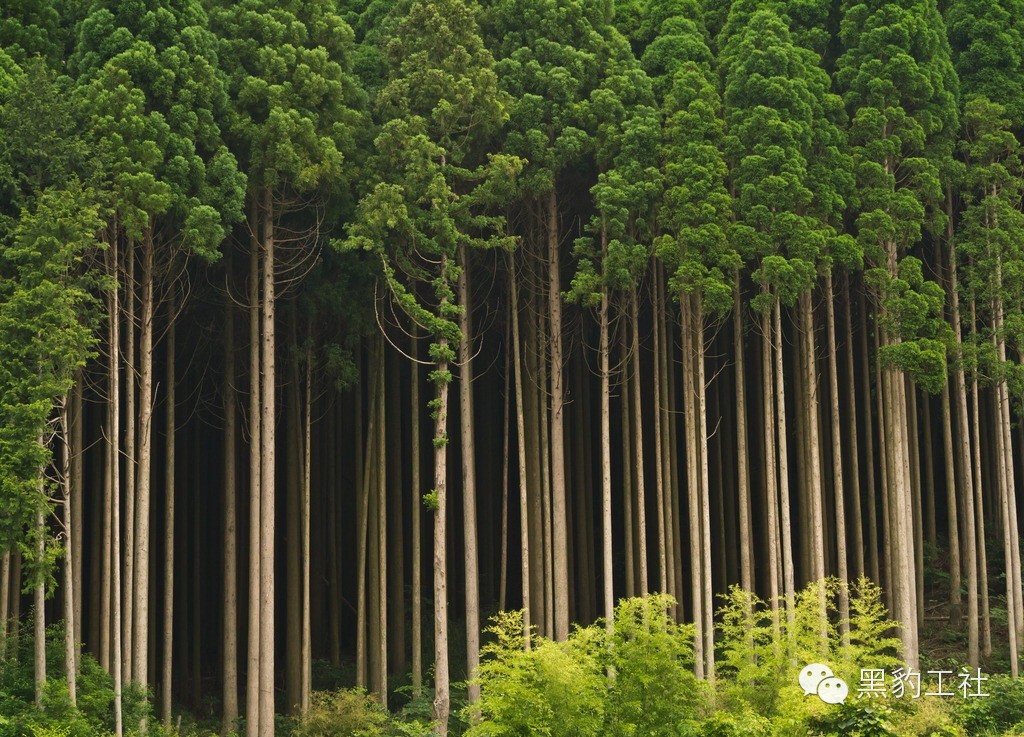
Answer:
1;0;1024;735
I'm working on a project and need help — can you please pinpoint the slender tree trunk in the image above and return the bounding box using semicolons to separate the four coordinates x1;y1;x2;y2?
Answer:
356;344;379;691
509;253;531;647
842;272;865;580
302;344;312;714
411;329;424;688
694;293;714;680
258;188;276;737
546;190;569;641
630;285;649;596
774;299;795;627
34;498;45;709
375;345;388;707
245;195;262;737
61;402;78;706
681;293;704;678
222;289;238;734
72;379;84;661
457;243;481;706
432;255;453;735
133;226;155;698
123;240;136;686
761;307;780;627
800;290;826;592
110;233;124;737
824;274;850;635
969;301;992;656
162;286;176;727
598;226;613;633
0;549;8;647
733;277;752;593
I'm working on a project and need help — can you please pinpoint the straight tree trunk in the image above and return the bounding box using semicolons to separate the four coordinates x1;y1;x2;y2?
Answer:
509;253;532;646
969;300;992;656
61;403;78;706
694;293;714;679
123;241;136;686
431;252;453;735
245;195;263;737
761;308;781;626
34;500;45;709
842;272;865;580
824;274;850;635
133;226;155;696
411;330;424;688
223;289;238;734
375;346;388;707
774;299;795;627
72;378;84;658
546;189;569;641
630;285;649;596
598;226;613;632
162;287;177;727
302;345;313;714
109;233;124;737
733;277;752;593
258;187;277;737
457;243;481;707
681;293;704;678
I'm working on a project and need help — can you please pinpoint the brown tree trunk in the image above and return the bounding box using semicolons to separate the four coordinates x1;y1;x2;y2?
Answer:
458;243;481;706
162;286;176;727
258;188;276;737
61;402;78;707
133;226;155;697
824;274;850;635
509;253;532;646
546;190;569;641
733;277;752;593
222;289;238;734
245;195;262;737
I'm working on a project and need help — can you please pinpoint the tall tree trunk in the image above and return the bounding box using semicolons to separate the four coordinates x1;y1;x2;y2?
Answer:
223;288;238;734
773;299;795;628
258;188;276;737
630;285;649;596
62;402;78;707
761;307;780;628
681;292;704;678
375;345;388;707
653;272;668;596
302;344;313;714
546;189;569;641
694;293;714;679
72;378;84;660
109;233;124;737
458;243;481;706
245;195;262;737
842;272;865;580
34;499;45;709
411;330;424;689
431;252;453;735
733;276;752;593
133;226;155;697
969;300;992;656
824;274;850;635
162;286;176;727
509;253;532;647
123;240;136;686
598;227;613;633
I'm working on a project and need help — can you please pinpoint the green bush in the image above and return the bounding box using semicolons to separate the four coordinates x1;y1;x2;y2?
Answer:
807;702;899;737
602;594;704;737
0;623;118;737
952;675;1024;736
294;689;430;737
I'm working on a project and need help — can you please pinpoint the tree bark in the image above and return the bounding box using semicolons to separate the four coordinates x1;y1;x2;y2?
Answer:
222;288;238;734
162;286;176;727
509;252;532;647
431;257;453;735
457;243;481;706
824;274;850;635
733;277;752;593
546;189;569;641
245;194;262;737
61;402;78;707
258;188;276;737
133;225;155;696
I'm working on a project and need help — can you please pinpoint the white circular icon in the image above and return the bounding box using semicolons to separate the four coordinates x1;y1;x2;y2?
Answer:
816;676;849;704
799;663;834;696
